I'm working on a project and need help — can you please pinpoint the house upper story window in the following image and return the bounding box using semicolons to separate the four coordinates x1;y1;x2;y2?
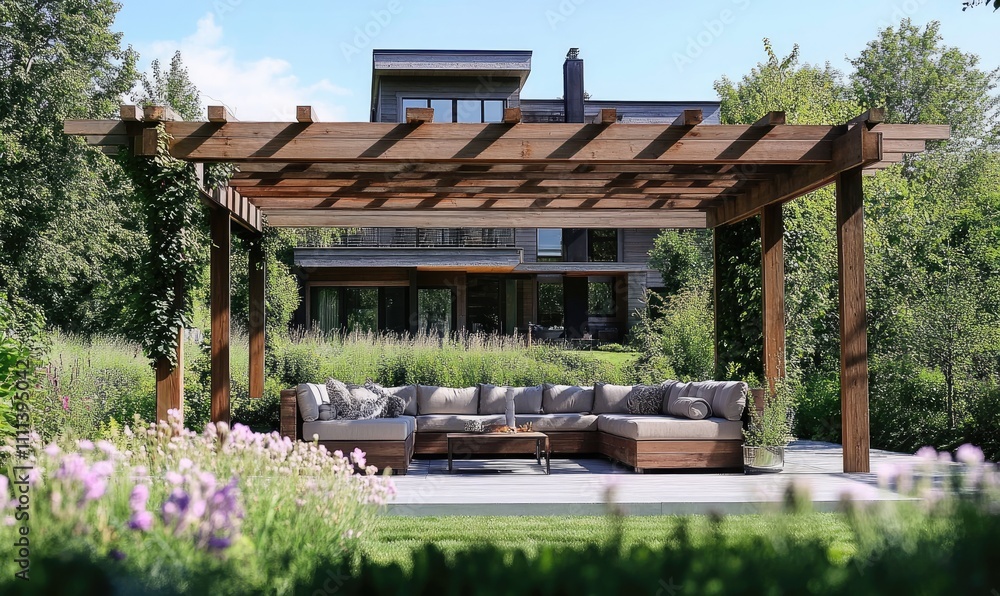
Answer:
401;98;505;123
588;229;618;262
537;228;563;261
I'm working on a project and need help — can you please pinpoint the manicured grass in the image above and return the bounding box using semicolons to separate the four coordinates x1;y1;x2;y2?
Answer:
360;513;856;567
571;350;640;368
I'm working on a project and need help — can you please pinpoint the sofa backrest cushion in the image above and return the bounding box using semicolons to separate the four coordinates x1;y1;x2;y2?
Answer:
478;383;508;415
295;383;329;422
710;381;748;421
417;385;480;415
542;384;595;414
593;383;636;414
658;380;679;414
507;385;544;415
385;385;418;416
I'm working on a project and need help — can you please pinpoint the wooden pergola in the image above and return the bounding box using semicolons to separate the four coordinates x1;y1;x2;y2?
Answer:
66;104;948;473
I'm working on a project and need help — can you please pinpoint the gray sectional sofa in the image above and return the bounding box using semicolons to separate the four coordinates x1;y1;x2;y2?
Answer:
279;380;748;474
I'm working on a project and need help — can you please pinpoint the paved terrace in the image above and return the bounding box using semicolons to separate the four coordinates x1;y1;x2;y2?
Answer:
385;441;918;516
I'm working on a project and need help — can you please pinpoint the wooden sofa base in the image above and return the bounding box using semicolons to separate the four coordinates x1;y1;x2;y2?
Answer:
316;434;414;475
598;433;743;472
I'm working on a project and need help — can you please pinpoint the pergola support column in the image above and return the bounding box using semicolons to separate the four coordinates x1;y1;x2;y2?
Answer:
210;207;231;425
836;167;870;473
761;204;786;392
155;328;183;422
248;238;266;399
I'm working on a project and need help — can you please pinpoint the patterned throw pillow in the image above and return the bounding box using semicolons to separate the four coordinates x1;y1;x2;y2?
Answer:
626;384;663;415
365;380;405;418
326;379;385;420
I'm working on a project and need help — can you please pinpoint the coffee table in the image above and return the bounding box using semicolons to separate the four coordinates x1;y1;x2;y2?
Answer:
446;432;551;474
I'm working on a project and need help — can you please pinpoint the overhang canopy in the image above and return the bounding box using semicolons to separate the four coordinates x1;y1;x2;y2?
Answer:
66;106;948;229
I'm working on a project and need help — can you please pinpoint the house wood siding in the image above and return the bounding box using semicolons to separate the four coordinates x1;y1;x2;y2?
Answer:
376;76;521;123
515;228;537;262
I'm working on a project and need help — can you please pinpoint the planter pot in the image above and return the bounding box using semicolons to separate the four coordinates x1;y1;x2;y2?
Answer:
743;445;785;474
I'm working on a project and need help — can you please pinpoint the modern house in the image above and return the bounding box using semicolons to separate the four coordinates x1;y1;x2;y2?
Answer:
292;49;721;341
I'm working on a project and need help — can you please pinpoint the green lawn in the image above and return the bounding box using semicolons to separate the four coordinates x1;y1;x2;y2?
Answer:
570;350;640;368
360;514;856;568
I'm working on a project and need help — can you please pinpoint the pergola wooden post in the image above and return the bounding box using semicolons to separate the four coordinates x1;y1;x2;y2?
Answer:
66;105;947;472
761;204;786;392
155;329;183;422
210;206;231;425
837;166;870;472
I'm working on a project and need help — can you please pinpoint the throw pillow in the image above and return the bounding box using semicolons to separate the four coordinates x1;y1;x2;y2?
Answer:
626;384;663;415
326;378;353;418
348;385;385;420
365;380;405;418
667;396;712;420
326;379;385;420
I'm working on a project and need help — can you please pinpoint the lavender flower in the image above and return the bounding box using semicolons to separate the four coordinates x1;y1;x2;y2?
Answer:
351;448;367;468
956;444;985;466
129;484;149;512
128;510;153;532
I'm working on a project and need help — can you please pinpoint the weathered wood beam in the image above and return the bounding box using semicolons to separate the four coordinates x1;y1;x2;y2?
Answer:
208;106;236;123
296;106;318;123
235;184;737;196
244;197;721;210
709;124;882;227
210;207;231;425
837;166;870;473
200;188;263;234
503;107;522;124
594;108;617;124
847;107;885;127
673;109;703;127
155;329;183;423
754;111;786;127
405;107;434;124
165;122;844;164
265;209;708;228
248;239;265;400
120;105;142;121
869;123;950;140
761;203;786;392
143;105;182;122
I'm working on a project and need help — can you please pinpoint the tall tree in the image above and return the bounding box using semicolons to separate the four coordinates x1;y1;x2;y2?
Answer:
0;0;140;332
850;19;999;143
133;50;202;121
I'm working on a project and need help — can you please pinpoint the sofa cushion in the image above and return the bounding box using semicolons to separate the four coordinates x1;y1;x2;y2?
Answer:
508;385;544;415
302;416;415;442
417;385;479;415
667;396;712;420
386;385;417;416
542;384;595;414
318;403;334;420
663;381;694;414
593;383;636;414
327;379;384;420
597;414;743;440
626;385;663;415
658;380;679;413
711;381;748;421
514;414;598;432
415;414;505;433
364;380;405;418
296;383;329;422
478;383;508;415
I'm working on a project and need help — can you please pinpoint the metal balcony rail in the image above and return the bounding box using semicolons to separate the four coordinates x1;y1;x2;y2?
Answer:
299;227;517;248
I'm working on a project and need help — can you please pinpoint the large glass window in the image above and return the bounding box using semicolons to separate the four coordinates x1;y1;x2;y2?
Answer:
588;281;616;316
537;282;564;327
310;287;340;333
588;229;618;262
537;229;563;261
401;98;505;123
344;288;378;333
418;288;454;335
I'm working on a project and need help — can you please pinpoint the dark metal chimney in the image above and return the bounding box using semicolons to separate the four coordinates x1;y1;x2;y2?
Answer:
563;48;585;123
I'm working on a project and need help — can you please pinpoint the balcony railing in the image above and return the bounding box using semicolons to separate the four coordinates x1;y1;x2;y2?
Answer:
299;227;517;248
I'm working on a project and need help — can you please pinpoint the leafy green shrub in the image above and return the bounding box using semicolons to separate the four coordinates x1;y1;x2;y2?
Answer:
631;287;714;382
596;342;629;353
793;371;842;443
963;383;1000;461
0;293;47;441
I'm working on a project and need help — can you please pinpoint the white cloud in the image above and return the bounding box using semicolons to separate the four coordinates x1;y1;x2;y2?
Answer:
140;13;351;121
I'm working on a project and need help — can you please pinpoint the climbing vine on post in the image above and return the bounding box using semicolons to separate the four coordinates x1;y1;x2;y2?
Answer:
119;124;202;366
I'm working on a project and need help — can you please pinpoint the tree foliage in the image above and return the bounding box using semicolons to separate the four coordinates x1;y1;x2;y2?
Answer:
133;50;202;121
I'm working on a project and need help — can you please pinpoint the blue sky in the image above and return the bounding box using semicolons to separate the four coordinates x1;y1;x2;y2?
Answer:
113;0;1000;121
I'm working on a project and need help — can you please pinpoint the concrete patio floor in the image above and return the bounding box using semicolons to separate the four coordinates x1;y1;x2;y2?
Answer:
384;440;920;516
